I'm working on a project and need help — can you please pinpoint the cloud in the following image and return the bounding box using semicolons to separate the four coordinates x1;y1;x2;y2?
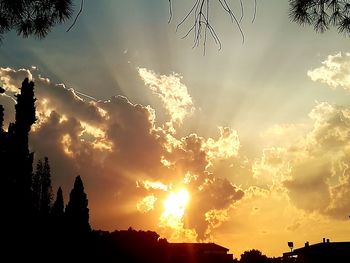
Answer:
260;123;308;147
0;67;105;127
184;176;244;239
0;66;244;243
308;52;350;90
204;126;240;162
252;147;290;186
254;102;350;220
137;195;157;213
138;68;195;131
137;128;244;240
0;67;33;92
327;173;350;220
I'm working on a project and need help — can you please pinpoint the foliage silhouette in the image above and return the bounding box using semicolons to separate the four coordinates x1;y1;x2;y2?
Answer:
290;0;350;35
0;0;74;42
33;158;43;213
0;78;37;259
65;175;91;234
2;78;36;223
51;186;64;218
40;157;53;215
1;1;349;49
240;249;269;263
0;104;3;130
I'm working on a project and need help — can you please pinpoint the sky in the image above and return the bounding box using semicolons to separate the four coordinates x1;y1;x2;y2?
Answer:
1;0;350;258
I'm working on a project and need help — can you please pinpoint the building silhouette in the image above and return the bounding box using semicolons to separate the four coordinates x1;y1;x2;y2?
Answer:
165;243;234;263
283;239;350;263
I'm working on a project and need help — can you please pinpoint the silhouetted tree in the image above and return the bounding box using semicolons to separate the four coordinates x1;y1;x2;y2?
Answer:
33;159;43;213
0;78;37;261
51;187;64;218
32;157;53;216
15;78;36;133
65;175;91;234
240;249;269;263
0;0;74;42
0;104;3;132
40;157;53;216
11;78;36;220
51;186;65;241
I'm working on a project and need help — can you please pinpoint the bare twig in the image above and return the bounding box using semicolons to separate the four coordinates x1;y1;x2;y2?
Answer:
169;0;258;52
218;0;245;43
66;0;84;32
252;0;257;23
239;0;244;23
168;0;173;23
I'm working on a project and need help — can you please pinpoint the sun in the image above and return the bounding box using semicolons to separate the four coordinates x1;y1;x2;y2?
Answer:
163;189;189;217
160;189;190;228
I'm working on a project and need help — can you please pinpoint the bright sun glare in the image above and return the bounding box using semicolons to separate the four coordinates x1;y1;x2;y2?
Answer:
162;189;189;224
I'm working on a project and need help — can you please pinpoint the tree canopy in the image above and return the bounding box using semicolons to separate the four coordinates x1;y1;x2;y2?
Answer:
0;0;73;41
65;175;91;234
289;0;350;34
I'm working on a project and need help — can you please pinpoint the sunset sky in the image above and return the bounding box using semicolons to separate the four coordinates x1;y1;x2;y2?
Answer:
1;0;350;258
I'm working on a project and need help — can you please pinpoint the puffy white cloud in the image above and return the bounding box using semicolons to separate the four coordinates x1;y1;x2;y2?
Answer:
204;126;240;162
308;52;350;90
138;67;195;131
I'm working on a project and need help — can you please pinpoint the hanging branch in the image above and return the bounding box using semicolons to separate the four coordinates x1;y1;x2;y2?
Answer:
289;0;350;36
252;0;257;23
169;0;258;52
66;0;84;32
168;0;173;23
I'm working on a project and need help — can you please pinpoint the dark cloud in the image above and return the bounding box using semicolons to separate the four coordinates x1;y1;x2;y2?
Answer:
284;160;331;212
100;95;166;177
185;176;244;239
327;174;350;220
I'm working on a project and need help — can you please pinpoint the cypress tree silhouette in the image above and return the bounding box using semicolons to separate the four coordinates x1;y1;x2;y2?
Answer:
15;78;36;134
0;105;4;150
13;78;36;217
1;78;37;230
40;157;53;216
0;104;3;131
51;186;65;245
65;176;91;234
52;187;64;219
0;78;37;260
33;159;43;214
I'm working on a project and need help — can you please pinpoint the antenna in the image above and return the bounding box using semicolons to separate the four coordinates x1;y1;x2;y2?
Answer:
288;241;294;252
